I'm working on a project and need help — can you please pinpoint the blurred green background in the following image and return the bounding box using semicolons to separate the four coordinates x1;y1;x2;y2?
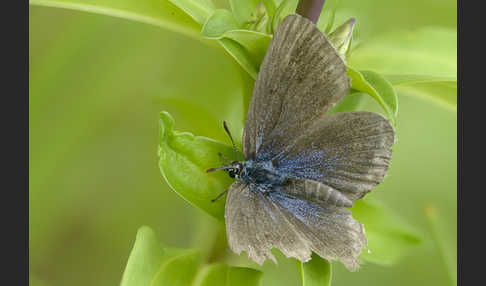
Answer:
29;0;456;285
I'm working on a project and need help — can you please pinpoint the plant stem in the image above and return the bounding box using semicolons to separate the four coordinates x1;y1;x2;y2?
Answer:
296;0;326;24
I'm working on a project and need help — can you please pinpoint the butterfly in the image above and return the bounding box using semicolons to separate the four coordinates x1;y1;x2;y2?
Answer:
207;13;395;271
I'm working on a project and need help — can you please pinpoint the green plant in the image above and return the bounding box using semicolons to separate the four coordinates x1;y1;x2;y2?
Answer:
29;0;456;285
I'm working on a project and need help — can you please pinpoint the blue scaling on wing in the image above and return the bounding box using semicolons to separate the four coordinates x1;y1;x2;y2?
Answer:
224;181;366;270
255;139;344;183
274;149;342;182
266;189;366;269
256;112;395;202
268;189;323;224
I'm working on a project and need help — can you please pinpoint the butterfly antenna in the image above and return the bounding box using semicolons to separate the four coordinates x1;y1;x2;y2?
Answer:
223;121;240;161
206;165;235;173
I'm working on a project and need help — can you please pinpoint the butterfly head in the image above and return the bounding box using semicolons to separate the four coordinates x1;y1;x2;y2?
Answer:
227;162;244;179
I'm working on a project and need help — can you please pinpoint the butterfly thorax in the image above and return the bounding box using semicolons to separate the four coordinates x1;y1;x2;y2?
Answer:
238;160;287;189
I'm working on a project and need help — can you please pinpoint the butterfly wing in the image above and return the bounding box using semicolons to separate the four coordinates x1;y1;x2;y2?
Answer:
273;111;394;202
225;181;366;270
225;182;312;264
282;178;354;208
242;13;350;160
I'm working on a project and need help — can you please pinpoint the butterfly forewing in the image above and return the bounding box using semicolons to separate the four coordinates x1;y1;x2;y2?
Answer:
243;14;350;160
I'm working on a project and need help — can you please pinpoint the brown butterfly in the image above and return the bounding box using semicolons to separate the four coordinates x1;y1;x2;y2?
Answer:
208;14;394;271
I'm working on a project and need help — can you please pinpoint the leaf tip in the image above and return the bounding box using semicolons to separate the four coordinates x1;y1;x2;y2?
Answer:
136;225;157;242
159;111;175;141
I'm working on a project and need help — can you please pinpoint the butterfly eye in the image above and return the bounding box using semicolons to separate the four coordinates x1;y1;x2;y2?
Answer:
228;170;236;178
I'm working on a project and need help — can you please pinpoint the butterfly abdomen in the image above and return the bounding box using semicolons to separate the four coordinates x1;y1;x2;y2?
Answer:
281;179;354;208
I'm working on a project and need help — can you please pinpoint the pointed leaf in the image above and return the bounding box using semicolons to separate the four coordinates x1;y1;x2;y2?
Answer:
348;27;456;79
222;30;272;75
260;0;277;18
271;0;294;33
193;263;263;286
328;18;356;60
168;0;215;25
121;226;203;286
158;111;235;219
217;29;272;80
384;74;456;85
151;249;201;286
353;200;422;265
229;0;260;26
227;265;264;286
395;81;456;110
201;9;239;39
329;92;366;113
218;38;259;80
347;66;398;126
120;226;167;286
384;74;456;110
30;0;202;40
300;253;332;286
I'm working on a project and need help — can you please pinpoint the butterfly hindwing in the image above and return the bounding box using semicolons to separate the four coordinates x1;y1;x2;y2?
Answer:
225;182;366;271
273;111;394;202
225;182;312;264
243;13;350;160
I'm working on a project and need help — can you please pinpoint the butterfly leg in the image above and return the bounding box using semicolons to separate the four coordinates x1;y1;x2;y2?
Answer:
211;189;228;202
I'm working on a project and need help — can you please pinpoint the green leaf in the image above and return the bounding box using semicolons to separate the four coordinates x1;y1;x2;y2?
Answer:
217;30;271;80
384;74;456;85
384;75;456;110
121;226;261;286
395;81;456;111
158;111;234;219
347;66;398;126
201;9;239;39
313;0;341;35
348;27;456;79
229;0;260;26
300;253;332;286
29;0;202;40
218;38;260;81
121;226;203;286
168;0;215;25
194;264;263;286
151;249;201;286
329;92;366;113
425;204;457;285
223;30;272;74
120;226;167;286
260;0;277;18
328;17;356;60
353;199;422;266
271;0;298;33
347;26;457;109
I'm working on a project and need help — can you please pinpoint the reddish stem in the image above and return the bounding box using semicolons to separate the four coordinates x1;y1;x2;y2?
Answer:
296;0;326;24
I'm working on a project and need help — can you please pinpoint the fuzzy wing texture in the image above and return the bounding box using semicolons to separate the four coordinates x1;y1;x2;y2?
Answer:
273;112;395;202
243;13;350;160
225;182;366;271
